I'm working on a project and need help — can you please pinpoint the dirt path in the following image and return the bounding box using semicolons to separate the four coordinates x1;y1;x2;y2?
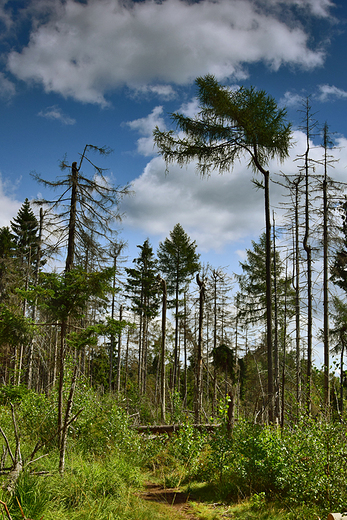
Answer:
140;482;196;519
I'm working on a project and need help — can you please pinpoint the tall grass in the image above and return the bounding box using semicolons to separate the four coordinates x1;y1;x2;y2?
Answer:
2;385;347;519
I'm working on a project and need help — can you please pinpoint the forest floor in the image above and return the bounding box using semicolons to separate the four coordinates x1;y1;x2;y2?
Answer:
140;481;299;520
141;482;196;519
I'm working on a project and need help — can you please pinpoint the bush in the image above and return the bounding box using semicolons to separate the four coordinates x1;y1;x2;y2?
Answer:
0;385;31;405
70;392;141;459
200;417;347;517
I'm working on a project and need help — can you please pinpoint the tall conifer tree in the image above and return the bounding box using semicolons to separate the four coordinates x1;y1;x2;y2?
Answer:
125;239;160;394
157;223;200;393
11;198;38;265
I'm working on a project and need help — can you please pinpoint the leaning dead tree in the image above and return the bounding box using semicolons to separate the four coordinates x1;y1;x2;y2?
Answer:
0;404;50;494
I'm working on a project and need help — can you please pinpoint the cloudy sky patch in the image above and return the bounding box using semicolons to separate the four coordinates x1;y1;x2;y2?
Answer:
6;0;328;105
38;105;76;125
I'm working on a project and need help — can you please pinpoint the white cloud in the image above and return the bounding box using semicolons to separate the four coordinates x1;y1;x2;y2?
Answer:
0;176;21;228
0;72;15;101
121;156;265;252
280;91;304;108
262;0;336;19
125;106;166;156
38;105;76;125
129;84;176;101
287;0;335;18
7;0;327;105
120;128;347;254
317;84;347;102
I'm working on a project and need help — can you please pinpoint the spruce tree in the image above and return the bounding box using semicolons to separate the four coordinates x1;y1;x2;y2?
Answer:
157;223;200;393
11;198;38;265
125;239;160;394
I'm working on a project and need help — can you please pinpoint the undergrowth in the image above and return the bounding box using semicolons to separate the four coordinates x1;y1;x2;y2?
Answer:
1;387;347;520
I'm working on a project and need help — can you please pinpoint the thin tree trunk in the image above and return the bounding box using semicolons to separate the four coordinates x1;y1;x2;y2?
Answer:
340;340;345;420
323;123;330;412
159;276;167;423
59;366;78;475
28;208;43;389
303;112;312;414
212;278;218;417
124;327;130;394
109;256;117;392
65;162;78;273
281;260;288;428
294;179;302;413
273;212;280;422
116;305;123;393
265;170;274;422
183;293;188;408
173;275;180;392
58;320;66;449
195;274;205;424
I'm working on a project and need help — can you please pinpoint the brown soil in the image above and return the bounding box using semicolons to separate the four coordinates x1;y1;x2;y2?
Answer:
141;482;196;518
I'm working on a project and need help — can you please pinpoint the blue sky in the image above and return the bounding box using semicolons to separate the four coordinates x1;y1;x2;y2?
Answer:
1;0;347;287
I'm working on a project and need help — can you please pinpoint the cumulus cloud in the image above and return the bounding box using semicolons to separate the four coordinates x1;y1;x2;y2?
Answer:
7;0;328;105
125;106;166;156
38;105;76;125
286;0;335;18
0;72;15;101
122;156;265;252
0;175;21;228
259;0;336;19
280;91;305;108
120;128;347;253
129;84;176;101
317;84;347;102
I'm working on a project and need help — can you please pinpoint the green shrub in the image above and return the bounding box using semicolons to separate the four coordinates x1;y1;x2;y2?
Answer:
18;390;56;448
201;417;347;517
70;393;141;459
0;385;31;405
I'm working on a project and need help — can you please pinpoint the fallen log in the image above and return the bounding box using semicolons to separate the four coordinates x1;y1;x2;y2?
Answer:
327;514;347;520
135;424;221;434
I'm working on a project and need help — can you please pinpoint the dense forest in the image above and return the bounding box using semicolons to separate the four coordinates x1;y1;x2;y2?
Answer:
1;77;347;519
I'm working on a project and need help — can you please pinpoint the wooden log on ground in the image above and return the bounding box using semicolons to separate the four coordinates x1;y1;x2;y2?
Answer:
135;424;221;434
327;514;347;520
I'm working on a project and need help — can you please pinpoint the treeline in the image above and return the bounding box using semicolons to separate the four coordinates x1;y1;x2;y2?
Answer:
1;79;347;431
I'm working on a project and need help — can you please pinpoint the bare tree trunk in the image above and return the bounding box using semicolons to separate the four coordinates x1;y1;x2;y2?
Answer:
303;107;313;414
116;305;123;393
28;208;43;389
173;278;179;392
195;274;205;424
58;320;66;449
159;276;167;423
52;322;58;391
124;328;130;394
323;123;330;413
59;366;78;475
294;179;302;412
183;294;188;408
109;257;117;392
340;340;345;420
281;260;288;428
265;170;274;422
212;275;218;417
273;212;280;423
65;162;78;273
